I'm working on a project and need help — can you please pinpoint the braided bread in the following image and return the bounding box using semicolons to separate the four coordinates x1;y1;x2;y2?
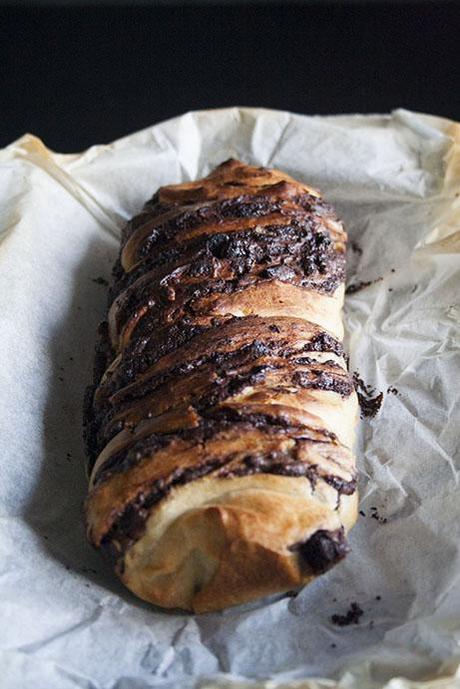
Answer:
84;160;358;612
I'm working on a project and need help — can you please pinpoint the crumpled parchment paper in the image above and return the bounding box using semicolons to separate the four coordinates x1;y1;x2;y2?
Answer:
0;108;459;689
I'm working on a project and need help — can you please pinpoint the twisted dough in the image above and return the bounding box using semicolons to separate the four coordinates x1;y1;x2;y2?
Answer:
84;160;358;612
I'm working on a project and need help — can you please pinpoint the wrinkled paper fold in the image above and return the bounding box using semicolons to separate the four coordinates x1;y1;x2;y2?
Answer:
0;108;459;689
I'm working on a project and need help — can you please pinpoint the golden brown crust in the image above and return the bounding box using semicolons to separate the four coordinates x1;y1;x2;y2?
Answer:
84;159;358;612
122;476;358;613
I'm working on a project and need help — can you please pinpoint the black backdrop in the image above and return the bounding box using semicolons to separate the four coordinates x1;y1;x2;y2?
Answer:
1;2;460;151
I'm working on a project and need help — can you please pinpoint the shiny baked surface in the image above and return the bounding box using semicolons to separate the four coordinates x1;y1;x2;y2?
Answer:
84;159;358;612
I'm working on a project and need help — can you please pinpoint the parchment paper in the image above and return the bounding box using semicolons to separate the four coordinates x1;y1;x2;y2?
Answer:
1;108;459;689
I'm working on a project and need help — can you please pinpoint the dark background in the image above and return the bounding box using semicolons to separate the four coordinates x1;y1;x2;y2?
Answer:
1;1;460;152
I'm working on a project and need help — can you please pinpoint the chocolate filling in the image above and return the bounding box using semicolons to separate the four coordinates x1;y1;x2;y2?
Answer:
92;410;339;486
83;320;115;466
86;317;346;470
293;369;353;397
95;357;352;453
323;474;357;495
218;451;319;483
100;456;230;562
112;189;337;299
308;331;344;357
289;527;350;574
99;463;356;563
97;316;344;403
112;223;345;344
121;191;330;269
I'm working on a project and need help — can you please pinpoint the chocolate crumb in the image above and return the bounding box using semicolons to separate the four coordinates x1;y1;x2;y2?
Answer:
371;513;387;524
359;510;366;517
330;643;337;648
391;268;395;273
350;241;362;255
387;386;398;395
353;372;383;418
92;276;109;287
346;277;382;295
331;602;364;626
370;507;387;524
411;285;417;294
388;288;393;292
375;595;381;601
58;376;64;382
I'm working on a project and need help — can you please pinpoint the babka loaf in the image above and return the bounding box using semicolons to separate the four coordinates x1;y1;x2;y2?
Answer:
84;159;358;612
